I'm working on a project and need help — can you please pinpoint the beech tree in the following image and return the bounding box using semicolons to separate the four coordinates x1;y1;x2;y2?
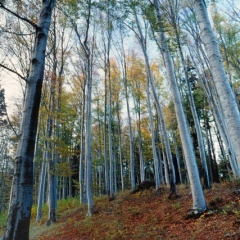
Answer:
180;6;240;177
186;5;239;177
2;1;240;236
161;0;210;188
117;29;136;190
113;26;137;186
74;0;95;216
135;5;177;192
0;0;55;239
194;0;240;170
126;52;146;184
153;0;207;213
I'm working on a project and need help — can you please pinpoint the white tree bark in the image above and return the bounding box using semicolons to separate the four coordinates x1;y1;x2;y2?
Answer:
146;78;161;188
183;60;210;187
134;8;175;192
79;90;86;203
194;0;240;169
133;9;161;188
188;46;240;176
123;76;135;190
117;105;125;191
1;1;55;239
137;102;145;182
154;0;206;213
36;152;47;222
85;58;93;216
106;15;115;198
47;52;57;225
84;4;93;217
108;74;114;199
118;26;136;188
169;5;210;187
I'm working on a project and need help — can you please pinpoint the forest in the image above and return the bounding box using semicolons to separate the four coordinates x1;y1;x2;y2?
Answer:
0;0;240;239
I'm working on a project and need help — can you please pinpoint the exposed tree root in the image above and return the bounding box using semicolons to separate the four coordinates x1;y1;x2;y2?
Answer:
184;208;212;219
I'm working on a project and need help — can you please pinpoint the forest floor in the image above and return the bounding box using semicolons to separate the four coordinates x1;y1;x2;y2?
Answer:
0;181;239;240
28;181;240;240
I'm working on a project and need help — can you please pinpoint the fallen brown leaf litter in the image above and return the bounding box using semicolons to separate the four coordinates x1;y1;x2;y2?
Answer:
33;181;240;240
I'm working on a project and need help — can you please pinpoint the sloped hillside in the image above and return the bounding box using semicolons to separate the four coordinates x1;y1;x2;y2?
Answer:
30;182;240;240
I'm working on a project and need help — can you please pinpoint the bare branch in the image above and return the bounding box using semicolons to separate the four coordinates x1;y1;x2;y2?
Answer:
0;27;35;36
0;63;28;82
0;3;38;29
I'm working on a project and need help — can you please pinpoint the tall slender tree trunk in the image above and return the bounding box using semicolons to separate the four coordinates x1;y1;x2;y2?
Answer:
146;78;161;188
84;3;93;216
85;56;93;216
118;26;137;187
172;132;183;185
104;75;109;195
47;113;56;224
117;106;124;191
96;90;103;195
123;77;135;190
137;101;145;183
79;86;86;203
153;0;206;213
171;10;210;188
47;22;58;224
2;1;55;239
208;123;219;183
163;152;169;185
194;0;240;169
108;76;114;199
134;9;175;193
120;53;135;190
79;87;86;203
204;117;213;183
106;19;115;199
188;46;239;177
36;149;47;222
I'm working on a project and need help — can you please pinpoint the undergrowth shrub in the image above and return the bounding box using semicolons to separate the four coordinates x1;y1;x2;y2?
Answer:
31;197;80;222
57;197;79;212
31;203;48;221
0;211;7;234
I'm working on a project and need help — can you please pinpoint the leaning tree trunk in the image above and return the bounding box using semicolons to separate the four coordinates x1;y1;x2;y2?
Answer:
134;9;175;193
153;0;206;213
194;0;240;169
2;1;55;239
133;9;161;189
172;14;210;188
188;45;240;177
